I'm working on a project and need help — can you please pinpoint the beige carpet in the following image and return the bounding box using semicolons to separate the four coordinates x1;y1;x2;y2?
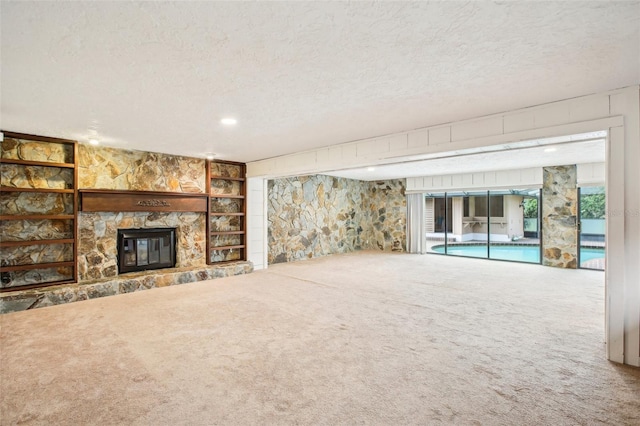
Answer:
1;251;639;425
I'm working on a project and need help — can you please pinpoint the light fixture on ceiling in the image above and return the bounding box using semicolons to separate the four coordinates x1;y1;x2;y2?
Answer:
205;153;216;160
367;167;376;172
220;117;237;126
88;138;99;146
544;147;557;153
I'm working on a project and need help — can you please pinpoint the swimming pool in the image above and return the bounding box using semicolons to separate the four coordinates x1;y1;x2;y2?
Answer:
431;244;605;265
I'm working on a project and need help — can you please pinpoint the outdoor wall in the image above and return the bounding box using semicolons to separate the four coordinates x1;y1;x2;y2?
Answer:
267;175;405;264
504;195;524;239
542;165;578;268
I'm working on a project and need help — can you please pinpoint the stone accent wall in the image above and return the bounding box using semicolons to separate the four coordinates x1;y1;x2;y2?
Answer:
267;175;405;264
362;180;407;251
1;137;73;163
78;145;206;192
542;165;578;268
74;145;210;282
78;212;206;282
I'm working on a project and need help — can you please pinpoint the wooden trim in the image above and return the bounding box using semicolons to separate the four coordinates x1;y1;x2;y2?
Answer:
0;214;74;220
210;175;245;182
211;231;245;235
211;245;245;251
0;261;75;272
79;190;208;212
206;160;211;265
1;130;77;145
72;141;78;283
1;186;74;193
208;159;245;166
0;278;76;293
0;238;75;247
0;158;75;168
210;194;245;199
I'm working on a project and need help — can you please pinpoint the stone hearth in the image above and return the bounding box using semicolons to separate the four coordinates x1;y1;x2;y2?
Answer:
0;261;253;314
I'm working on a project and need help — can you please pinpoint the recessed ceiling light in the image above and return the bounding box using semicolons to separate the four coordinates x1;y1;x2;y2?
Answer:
367;167;376;172
544;147;557;153
205;153;216;160
88;138;99;146
220;118;237;126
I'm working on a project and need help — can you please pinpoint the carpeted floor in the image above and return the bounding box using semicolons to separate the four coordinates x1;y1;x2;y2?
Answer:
1;251;639;425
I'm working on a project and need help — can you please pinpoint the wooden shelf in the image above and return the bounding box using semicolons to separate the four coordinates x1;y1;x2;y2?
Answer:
0;261;75;272
209;212;245;216
0;131;79;290
210;245;245;251
0;158;75;169
1;186;74;194
0;238;75;248
210;175;245;182
207;160;247;265
210;194;245;199
210;231;245;236
0;214;74;221
0;278;76;293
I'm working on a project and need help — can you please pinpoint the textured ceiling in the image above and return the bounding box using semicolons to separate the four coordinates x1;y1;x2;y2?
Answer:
1;1;638;164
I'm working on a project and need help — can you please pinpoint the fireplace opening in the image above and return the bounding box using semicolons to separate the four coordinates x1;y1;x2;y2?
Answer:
117;228;176;274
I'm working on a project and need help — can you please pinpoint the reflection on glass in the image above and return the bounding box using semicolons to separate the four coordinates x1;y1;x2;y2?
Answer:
579;186;605;270
426;189;541;264
137;239;149;266
425;192;488;258
488;189;540;263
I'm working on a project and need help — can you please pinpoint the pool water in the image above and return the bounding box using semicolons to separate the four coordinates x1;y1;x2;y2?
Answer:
431;244;605;265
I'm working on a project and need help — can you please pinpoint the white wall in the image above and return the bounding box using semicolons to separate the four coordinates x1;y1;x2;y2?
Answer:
247;86;640;367
577;162;606;186
246;177;267;270
406;163;604;193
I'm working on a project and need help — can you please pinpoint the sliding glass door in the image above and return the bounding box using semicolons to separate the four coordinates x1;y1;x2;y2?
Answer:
578;186;605;270
425;189;541;264
488;189;540;263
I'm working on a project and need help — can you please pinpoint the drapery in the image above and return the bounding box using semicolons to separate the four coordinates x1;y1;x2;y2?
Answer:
406;193;426;254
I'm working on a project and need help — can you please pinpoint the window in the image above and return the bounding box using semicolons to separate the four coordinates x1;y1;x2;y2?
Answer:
474;195;503;217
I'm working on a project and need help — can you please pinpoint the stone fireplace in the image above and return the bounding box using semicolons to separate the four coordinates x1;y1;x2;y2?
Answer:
1;143;253;314
117;227;176;274
78;211;206;282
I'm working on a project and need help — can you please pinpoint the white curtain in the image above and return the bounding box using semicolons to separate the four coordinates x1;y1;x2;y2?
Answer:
406;193;426;254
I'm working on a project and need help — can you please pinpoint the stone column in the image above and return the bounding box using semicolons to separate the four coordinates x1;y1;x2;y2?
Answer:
542;165;578;268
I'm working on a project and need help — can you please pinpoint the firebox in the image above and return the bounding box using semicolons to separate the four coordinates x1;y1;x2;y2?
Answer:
117;228;176;274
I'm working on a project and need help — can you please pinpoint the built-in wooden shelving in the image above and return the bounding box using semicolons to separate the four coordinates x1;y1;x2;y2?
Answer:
207;160;247;264
0;131;78;292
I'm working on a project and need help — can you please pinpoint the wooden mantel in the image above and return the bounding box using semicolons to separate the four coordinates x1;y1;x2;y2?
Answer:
79;189;208;213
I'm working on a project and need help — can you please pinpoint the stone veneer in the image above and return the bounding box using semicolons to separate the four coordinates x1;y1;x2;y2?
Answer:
542;165;578;268
0;262;253;314
268;175;405;264
78;212;206;281
1;142;253;312
78;145;206;193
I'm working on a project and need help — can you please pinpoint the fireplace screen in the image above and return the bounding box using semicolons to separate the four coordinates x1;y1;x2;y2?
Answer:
117;228;176;274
